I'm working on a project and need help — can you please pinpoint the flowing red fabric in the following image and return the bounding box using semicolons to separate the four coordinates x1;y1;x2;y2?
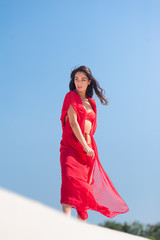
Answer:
60;89;129;220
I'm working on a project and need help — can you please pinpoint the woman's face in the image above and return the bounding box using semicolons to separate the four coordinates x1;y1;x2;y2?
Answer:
74;71;91;94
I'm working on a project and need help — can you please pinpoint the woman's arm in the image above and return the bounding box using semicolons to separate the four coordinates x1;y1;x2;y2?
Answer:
67;104;95;159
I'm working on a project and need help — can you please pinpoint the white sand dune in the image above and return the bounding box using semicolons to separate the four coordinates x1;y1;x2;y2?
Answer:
0;187;146;240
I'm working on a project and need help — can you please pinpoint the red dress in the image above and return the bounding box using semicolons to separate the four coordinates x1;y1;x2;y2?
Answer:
60;89;129;220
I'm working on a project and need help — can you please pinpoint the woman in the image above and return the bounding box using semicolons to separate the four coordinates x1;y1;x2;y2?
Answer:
60;66;129;222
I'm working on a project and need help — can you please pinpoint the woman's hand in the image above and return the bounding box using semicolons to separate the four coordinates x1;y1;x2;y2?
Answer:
84;145;95;159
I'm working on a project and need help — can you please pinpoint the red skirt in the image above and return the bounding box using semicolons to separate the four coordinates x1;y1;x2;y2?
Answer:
60;134;129;220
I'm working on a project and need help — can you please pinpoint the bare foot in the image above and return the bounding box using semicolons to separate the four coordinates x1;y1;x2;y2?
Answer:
77;214;86;223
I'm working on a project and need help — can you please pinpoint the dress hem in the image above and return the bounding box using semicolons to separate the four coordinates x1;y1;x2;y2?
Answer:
60;199;129;219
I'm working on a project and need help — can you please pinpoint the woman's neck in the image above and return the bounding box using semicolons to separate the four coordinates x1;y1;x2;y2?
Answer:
75;89;87;100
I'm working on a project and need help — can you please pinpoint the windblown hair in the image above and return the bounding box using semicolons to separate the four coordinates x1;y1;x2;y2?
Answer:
69;65;108;105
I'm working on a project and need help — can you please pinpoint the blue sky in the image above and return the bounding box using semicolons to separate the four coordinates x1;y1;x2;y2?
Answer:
0;0;160;226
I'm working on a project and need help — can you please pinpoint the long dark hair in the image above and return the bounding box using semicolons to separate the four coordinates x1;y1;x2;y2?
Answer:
69;65;108;105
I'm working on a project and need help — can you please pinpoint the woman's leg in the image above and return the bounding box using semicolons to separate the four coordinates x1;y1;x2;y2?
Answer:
62;203;72;216
62;204;86;222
